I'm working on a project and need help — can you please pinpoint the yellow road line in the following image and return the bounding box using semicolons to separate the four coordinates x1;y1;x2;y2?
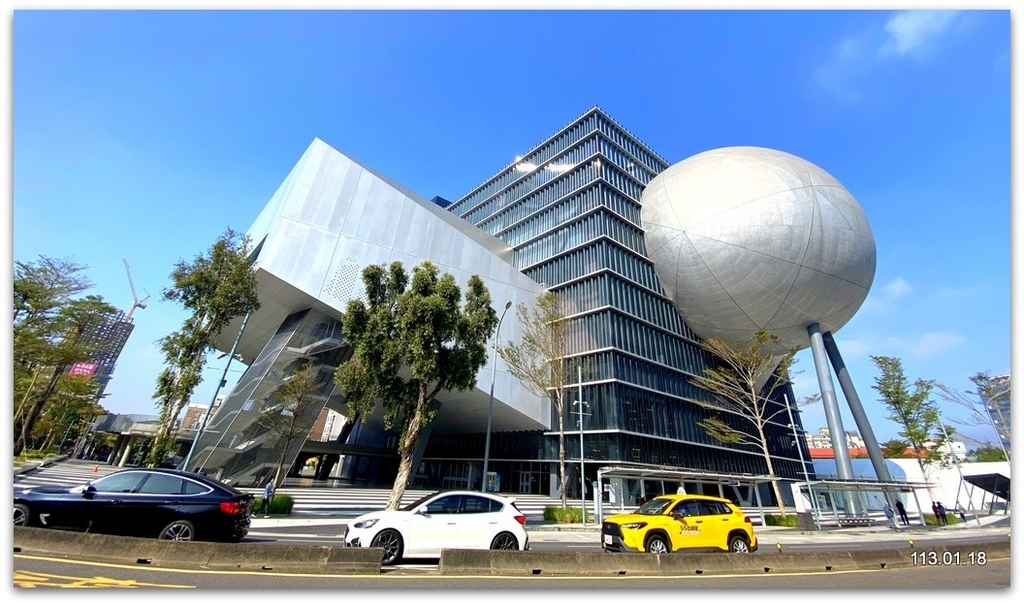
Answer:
14;569;192;589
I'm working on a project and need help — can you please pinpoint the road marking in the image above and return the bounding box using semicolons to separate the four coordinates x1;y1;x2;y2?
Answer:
14;570;193;588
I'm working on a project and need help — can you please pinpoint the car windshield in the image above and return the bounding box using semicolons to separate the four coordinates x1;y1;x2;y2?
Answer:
635;498;674;515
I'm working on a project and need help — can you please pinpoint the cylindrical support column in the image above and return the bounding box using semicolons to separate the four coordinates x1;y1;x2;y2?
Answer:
822;331;894;487
117;436;134;468
807;322;858;515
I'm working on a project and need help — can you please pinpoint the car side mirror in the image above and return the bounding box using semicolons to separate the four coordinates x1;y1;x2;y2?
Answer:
415;506;428;515
83;485;97;499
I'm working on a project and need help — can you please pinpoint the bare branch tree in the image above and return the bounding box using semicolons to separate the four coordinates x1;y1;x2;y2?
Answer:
934;372;1010;458
256;361;328;487
688;330;799;517
497;291;571;507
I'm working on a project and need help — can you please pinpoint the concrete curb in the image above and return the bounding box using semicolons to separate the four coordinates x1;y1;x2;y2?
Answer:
14;525;1009;576
13;526;383;574
436;540;1011;576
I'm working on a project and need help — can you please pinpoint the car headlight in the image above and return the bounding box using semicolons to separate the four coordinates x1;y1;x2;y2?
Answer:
621;522;648;530
352;518;379;529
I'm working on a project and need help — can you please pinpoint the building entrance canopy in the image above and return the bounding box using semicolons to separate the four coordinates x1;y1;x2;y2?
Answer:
962;473;1010;501
792;477;935;529
594;465;936;530
595;465;780;526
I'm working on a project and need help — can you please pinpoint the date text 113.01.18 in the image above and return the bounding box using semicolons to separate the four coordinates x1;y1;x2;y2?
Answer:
910;551;986;566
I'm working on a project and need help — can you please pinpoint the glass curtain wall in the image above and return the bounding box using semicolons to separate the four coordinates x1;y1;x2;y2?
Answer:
446;107;811;504
188;308;349;487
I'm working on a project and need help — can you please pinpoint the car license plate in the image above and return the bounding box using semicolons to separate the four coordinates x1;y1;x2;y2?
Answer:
604;534;612;545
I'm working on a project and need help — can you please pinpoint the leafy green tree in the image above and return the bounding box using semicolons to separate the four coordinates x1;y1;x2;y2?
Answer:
869;356;945;490
881;438;913;458
35;374;104;452
497;291;571;507
335;261;497;510
967;444;1009;463
146;228;260;466
688;330;800;517
256;361;329;486
13;254;116;455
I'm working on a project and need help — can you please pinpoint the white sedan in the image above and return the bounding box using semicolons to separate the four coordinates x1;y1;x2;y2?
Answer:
344;490;530;564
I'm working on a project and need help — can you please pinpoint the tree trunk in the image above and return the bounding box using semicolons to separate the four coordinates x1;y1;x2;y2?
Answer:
147;400;177;467
757;423;788;517
14;365;64;455
273;442;289;487
386;386;429;510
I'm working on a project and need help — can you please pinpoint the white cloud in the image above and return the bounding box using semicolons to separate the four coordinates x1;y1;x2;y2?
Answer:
860;331;966;360
813;36;869;103
906;331;967;358
830;337;873;358
879;11;960;60
860;276;913;313
815;10;966;101
881;276;912;301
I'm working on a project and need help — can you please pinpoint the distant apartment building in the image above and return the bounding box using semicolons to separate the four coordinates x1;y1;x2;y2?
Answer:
179;397;225;431
306;407;346;442
805;427;865;451
68;308;135;401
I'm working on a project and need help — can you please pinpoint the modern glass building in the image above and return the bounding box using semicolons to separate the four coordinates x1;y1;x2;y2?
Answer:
442;107;811;503
185;107;813;508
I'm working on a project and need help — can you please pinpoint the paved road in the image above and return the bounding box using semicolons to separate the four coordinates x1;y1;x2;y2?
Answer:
13;553;1012;589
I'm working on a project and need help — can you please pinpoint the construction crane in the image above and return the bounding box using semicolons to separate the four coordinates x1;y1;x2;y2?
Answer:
123;259;150;322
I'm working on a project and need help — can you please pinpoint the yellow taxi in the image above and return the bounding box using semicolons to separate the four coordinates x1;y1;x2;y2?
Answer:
601;494;758;554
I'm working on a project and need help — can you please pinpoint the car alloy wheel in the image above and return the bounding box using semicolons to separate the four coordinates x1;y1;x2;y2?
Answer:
729;535;751;553
644;534;670;554
14;504;29;527
159;520;196;541
371;529;403;565
489;532;519;550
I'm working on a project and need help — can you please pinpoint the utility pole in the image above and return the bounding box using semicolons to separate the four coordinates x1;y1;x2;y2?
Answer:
572;362;590;526
182;311;251;473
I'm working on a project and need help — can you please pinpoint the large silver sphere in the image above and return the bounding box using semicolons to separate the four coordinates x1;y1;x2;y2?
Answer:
641;146;875;351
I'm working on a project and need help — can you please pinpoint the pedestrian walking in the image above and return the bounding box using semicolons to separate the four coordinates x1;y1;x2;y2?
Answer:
936;502;949;525
894;499;910;525
931;501;942;525
955;502;967;523
882;501;897;530
259;480;275;518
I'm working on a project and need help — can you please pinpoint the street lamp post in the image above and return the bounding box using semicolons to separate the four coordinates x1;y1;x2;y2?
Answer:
784;394;820;530
482;300;512;492
181;311;251;473
572;363;590;525
572;398;590;525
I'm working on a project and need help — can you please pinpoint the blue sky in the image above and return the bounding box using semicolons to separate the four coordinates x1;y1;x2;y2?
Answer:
6;6;1014;450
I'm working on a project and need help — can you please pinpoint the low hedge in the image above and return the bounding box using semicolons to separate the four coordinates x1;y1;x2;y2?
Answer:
763;514;800;527
924;513;962;526
543;506;584;523
254;494;294;515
